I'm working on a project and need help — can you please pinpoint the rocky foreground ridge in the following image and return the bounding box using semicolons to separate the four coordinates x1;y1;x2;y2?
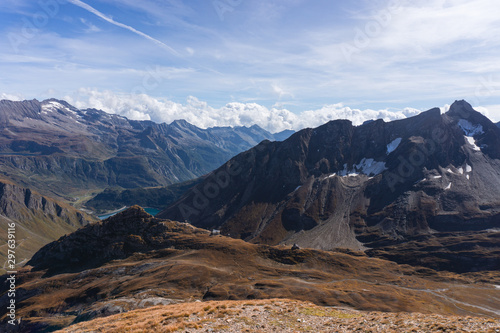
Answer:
0;206;499;332
59;299;500;333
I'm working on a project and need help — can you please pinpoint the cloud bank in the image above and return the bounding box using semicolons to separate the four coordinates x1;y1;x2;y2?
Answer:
65;88;422;133
0;92;24;101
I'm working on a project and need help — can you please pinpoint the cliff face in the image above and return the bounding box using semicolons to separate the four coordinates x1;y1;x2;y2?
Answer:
0;179;96;273
159;101;500;267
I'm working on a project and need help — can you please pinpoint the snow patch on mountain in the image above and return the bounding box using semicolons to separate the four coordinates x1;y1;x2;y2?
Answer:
464;136;481;152
41;101;62;114
386;138;402;155
41;101;81;118
458;119;484;136
339;158;387;177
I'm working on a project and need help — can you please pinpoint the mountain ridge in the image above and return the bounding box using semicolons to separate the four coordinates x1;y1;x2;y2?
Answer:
158;100;500;271
0;98;294;203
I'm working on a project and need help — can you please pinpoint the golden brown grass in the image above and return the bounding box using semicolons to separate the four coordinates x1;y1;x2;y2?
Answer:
6;217;500;331
56;299;500;333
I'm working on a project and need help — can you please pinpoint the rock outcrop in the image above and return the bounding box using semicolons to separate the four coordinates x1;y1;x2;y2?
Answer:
27;206;207;275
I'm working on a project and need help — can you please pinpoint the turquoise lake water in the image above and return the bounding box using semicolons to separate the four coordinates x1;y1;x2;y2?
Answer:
98;207;161;220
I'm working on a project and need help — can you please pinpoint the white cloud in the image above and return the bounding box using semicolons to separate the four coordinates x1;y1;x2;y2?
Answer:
80;18;101;33
366;0;500;56
476;105;500;122
65;88;429;133
0;92;24;101
67;0;180;56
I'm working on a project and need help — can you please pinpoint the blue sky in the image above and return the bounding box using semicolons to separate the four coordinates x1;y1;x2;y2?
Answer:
1;0;500;132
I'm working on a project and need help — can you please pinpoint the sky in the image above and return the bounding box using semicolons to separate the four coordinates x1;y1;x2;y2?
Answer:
1;0;500;132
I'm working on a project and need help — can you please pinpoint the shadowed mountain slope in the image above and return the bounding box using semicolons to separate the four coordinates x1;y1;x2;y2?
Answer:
84;178;202;214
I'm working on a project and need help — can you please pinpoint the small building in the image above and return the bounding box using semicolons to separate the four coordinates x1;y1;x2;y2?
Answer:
211;229;221;236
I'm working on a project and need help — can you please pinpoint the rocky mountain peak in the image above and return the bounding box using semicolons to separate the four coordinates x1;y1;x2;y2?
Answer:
447;99;475;116
443;100;500;159
170;119;193;129
106;205;153;225
445;100;494;132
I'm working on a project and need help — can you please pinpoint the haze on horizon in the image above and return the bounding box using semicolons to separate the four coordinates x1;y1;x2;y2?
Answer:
1;0;500;132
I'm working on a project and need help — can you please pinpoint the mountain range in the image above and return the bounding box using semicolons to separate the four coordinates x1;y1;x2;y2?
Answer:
158;100;500;272
0;98;293;271
0;99;293;204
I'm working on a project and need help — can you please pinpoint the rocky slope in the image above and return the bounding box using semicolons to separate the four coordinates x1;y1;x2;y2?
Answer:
1;207;499;332
158;100;500;271
0;179;96;274
0;99;292;202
